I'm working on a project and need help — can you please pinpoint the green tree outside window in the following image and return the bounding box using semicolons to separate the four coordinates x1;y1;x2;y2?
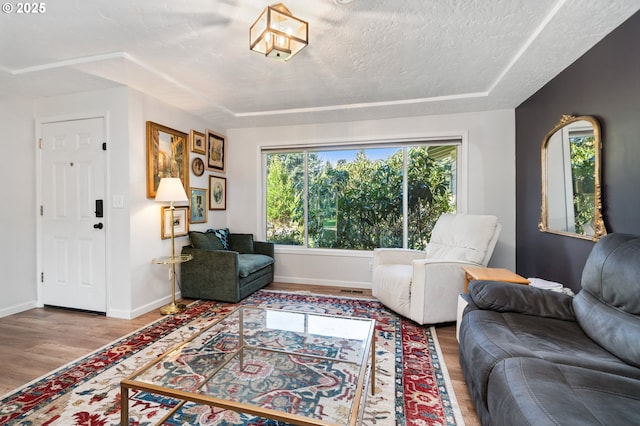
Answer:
266;144;457;250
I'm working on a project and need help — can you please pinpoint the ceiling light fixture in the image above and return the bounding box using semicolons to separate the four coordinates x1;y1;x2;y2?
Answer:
249;3;308;61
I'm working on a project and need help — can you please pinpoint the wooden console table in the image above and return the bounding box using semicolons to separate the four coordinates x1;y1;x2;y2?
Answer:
462;266;529;293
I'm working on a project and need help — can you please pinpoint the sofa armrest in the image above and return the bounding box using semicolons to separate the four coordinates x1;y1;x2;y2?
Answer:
469;280;575;321
408;258;475;323
182;246;239;276
254;241;274;258
460;292;479;315
180;246;241;301
373;248;426;268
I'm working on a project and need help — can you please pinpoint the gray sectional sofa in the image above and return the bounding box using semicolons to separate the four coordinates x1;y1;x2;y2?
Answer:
459;233;640;425
180;230;274;303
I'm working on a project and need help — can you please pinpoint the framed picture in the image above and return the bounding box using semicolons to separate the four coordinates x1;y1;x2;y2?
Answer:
190;129;206;155
146;121;189;198
209;175;227;210
161;206;189;239
191;157;205;176
206;129;226;173
190;187;208;223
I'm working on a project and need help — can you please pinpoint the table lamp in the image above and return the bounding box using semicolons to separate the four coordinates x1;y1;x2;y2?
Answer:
155;177;189;314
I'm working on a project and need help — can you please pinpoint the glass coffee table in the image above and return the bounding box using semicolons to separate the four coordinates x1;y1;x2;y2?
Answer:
121;306;376;425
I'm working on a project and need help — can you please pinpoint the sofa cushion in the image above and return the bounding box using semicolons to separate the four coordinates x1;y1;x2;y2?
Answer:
488;357;640;426
207;228;230;250
426;214;498;264
459;309;640;407
238;254;274;278
229;233;254;254
574;233;640;368
189;231;224;251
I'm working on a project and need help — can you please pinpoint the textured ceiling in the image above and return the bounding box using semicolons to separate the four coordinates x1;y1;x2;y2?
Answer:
1;0;638;129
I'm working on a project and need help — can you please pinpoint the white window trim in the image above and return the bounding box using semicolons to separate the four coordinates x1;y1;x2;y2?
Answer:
258;133;469;251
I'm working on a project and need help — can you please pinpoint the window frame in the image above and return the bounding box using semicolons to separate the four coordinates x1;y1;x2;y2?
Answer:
260;136;468;251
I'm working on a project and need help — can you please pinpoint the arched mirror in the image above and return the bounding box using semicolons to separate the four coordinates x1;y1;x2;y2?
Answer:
539;115;606;241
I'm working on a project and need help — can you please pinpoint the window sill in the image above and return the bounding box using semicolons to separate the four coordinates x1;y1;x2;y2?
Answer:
274;246;373;258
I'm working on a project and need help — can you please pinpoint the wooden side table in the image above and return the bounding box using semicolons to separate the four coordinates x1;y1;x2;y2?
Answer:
462;266;529;293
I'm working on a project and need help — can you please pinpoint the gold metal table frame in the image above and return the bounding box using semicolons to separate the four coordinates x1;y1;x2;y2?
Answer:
121;306;376;426
151;254;192;315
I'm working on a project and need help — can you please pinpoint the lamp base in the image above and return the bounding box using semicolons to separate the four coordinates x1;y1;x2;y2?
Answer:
159;302;186;315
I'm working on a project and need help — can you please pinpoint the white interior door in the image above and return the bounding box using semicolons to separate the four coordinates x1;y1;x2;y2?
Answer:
41;117;106;313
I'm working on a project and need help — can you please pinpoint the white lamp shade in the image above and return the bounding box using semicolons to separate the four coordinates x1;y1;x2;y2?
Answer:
155;178;188;203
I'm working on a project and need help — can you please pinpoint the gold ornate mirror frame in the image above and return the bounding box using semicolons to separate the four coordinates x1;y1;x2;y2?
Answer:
539;115;607;241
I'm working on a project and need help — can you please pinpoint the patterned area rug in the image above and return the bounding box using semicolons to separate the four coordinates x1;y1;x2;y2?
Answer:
0;290;464;425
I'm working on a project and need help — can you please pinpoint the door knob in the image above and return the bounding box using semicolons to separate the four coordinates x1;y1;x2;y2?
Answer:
93;223;104;229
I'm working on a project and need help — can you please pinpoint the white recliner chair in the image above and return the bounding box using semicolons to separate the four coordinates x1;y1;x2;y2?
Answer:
372;214;502;325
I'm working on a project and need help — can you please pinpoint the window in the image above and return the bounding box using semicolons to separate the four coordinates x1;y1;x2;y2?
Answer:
264;141;459;250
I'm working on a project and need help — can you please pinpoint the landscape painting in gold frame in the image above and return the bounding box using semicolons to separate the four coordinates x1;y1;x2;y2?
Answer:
146;121;189;198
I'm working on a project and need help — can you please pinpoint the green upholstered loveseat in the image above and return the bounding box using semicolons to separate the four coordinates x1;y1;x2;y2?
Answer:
180;230;274;303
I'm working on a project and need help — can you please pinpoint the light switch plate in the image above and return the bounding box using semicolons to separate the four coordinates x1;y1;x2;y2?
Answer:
112;195;124;209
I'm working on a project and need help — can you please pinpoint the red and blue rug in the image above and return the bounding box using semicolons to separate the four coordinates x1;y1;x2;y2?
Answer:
0;290;463;425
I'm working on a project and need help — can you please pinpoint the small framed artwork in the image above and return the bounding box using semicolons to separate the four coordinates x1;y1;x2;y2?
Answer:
206;129;226;173
190;187;208;223
191;157;205;176
209;175;227;210
146;121;189;198
190;129;206;155
161;206;189;239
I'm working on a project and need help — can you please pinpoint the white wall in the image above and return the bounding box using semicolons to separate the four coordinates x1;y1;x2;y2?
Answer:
227;109;516;288
34;88;133;316
1;91;515;318
32;87;224;318
126;90;226;316
0;97;37;317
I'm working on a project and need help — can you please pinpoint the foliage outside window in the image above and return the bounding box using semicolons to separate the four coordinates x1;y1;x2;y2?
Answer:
265;143;458;250
570;135;596;234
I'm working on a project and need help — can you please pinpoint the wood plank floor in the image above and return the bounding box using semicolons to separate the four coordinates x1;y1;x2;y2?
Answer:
0;283;480;425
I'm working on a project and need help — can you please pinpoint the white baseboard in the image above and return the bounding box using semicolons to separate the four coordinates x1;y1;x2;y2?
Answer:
273;276;372;290
0;300;37;319
0;294;186;320
107;292;182;319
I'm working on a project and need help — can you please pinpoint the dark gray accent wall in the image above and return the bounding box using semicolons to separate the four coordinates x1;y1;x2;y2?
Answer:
516;11;640;292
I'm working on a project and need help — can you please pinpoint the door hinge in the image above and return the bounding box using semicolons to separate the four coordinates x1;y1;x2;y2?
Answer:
102;142;107;151
38;138;42;149
41;272;44;283
40;205;43;216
